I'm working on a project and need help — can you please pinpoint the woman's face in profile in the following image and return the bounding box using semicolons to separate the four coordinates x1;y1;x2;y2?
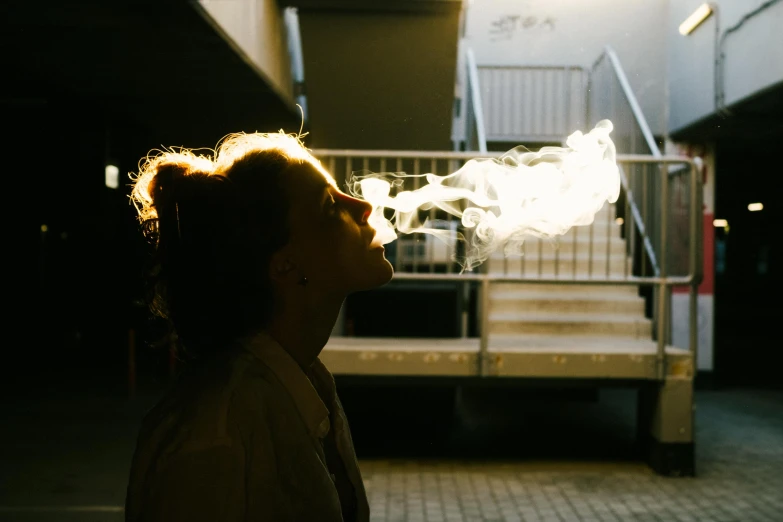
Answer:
283;163;394;293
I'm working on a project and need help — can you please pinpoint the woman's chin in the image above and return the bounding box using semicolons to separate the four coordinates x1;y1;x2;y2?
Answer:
358;257;394;290
379;259;395;284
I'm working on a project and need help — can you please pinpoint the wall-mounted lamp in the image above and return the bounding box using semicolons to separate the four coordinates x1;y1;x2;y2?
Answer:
713;218;729;233
105;164;119;189
679;3;713;35
748;203;764;212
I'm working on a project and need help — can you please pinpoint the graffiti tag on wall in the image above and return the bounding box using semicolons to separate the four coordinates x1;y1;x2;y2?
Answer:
489;14;556;41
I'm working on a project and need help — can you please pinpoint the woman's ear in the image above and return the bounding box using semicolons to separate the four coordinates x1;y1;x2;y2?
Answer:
269;249;298;285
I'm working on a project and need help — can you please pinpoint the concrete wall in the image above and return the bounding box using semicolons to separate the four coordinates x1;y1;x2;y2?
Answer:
668;0;783;134
296;8;462;150
198;0;294;105
464;0;669;136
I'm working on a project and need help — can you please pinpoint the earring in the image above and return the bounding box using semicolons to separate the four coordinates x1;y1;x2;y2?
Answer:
298;276;308;286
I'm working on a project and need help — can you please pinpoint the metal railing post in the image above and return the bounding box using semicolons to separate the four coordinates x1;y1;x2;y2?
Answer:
461;281;470;338
465;47;487;153
479;277;490;376
689;158;704;372
656;161;669;379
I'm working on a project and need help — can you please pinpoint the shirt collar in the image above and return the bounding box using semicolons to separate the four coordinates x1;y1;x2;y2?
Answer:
240;330;333;439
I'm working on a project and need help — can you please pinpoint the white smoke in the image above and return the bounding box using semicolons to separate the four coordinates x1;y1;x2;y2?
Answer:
349;120;621;271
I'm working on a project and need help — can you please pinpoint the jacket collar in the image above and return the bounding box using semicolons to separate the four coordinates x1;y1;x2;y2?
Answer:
240;331;333;439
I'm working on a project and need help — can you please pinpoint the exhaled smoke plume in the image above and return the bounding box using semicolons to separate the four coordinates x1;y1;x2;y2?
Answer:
348;120;620;271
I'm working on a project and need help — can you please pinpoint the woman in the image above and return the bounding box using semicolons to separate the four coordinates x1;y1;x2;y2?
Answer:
124;131;394;522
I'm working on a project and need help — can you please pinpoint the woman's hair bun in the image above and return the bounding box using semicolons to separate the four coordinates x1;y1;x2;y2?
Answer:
148;162;189;212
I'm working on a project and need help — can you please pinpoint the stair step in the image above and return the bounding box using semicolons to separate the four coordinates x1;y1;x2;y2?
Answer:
489;283;640;295
498;238;626;256
490;252;628;261
490;274;640;282
518;239;628;256
500;227;623;245
488;312;652;338
488;256;632;277
487;334;684;353
490;290;642;300
558;225;623;240
490;293;645;315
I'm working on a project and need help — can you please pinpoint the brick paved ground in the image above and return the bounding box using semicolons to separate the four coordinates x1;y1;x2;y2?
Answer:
356;388;783;522
0;384;780;521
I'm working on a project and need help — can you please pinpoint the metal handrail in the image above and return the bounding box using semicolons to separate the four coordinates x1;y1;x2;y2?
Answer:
311;150;686;162
589;45;663;278
618;165;660;276
465;46;487;153
596;46;662;157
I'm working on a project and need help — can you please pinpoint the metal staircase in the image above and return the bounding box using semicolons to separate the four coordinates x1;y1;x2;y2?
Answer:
315;42;702;476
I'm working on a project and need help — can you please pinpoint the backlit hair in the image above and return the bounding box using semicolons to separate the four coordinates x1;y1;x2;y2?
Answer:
128;131;332;360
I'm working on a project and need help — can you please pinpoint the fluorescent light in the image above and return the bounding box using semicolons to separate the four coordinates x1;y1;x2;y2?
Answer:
748;203;764;212
713;218;728;228
679;3;713;35
105;164;119;189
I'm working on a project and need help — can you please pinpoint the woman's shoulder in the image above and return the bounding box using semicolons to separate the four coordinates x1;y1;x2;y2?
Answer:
136;349;281;455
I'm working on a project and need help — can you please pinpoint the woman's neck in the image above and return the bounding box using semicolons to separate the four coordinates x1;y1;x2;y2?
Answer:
266;292;345;371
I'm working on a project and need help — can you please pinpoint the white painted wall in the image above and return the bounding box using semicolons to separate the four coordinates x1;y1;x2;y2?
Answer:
198;0;294;104
668;0;783;133
464;0;669;136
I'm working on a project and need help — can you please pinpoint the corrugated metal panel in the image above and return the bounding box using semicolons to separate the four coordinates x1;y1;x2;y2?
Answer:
478;66;587;143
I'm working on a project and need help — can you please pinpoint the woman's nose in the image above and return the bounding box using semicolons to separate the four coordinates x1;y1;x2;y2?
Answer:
345;194;372;224
356;198;372;224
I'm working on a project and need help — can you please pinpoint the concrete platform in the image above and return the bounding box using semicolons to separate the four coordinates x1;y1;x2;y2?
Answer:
321;336;692;380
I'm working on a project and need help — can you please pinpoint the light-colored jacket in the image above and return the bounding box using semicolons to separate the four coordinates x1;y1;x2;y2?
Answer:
124;331;369;522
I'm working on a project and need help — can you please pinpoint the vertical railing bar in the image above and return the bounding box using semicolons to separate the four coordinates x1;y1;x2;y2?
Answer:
653;162;660;269
413;158;420;273
624;189;631;279
689;159;702;371
691;161;701;289
521;239;526;278
564;66;571;136
572;226;578;278
537;237;543;277
445;161;454;275
344;156;352;198
430;158;437;274
395;156;403;273
656;161;669;380
689;283;698;367
460;281;469;338
448;157;457;275
606;202;612;278
503;69;510;138
666;286;673;345
588;216;595;278
329;157;336;184
641;166;648;277
479;277;490;376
